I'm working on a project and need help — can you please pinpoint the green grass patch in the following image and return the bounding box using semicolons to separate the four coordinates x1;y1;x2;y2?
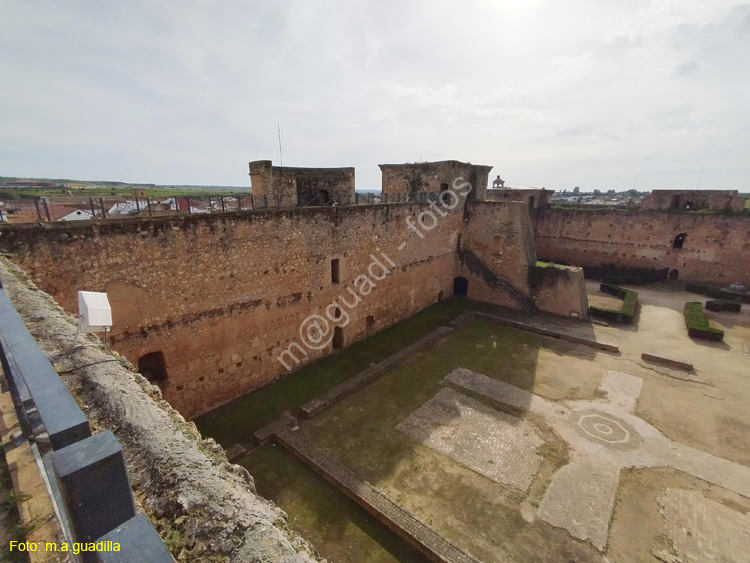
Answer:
684;302;724;341
242;445;423;563
589;283;638;324
195;298;476;445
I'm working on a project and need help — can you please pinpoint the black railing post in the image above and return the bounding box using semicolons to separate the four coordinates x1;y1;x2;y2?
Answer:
52;431;137;559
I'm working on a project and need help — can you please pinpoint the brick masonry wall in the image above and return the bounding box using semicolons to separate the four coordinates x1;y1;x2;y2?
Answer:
459;201;536;308
249;160;355;207
640;190;744;212
535;208;750;285
379;161;491;201
0;203;471;419
533;266;589;319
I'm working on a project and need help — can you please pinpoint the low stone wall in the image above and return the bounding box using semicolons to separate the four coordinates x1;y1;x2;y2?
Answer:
0;258;319;563
276;429;479;563
532;264;589;320
299;326;453;418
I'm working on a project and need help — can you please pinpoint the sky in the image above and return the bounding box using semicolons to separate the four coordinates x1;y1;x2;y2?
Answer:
1;0;749;191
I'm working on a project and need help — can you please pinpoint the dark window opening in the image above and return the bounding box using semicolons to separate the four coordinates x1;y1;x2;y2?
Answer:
439;183;450;204
138;351;168;389
438;290;445;301
333;307;342;319
453;277;468;297
673;233;686;249
331;258;340;284
668;269;679;281
318;189;331;206
529;196;535;212
366;315;375;329
332;326;344;350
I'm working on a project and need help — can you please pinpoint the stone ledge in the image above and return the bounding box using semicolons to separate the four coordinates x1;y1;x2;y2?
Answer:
254;411;297;445
300;325;454;418
640;353;694;372
473;312;620;353
276;429;480;563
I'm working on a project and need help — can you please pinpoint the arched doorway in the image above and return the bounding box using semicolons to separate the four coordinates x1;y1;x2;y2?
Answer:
668;269;679;281
438;290;445;301
138;351;168;389
673;233;686;249
318;189;331;206
453;277;468;297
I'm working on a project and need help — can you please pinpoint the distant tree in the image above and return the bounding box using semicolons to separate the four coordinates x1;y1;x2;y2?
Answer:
593;189;601;195
607;189;615;195
573;186;580;194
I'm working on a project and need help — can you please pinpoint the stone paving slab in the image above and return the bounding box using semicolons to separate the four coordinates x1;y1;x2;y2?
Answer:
655;488;750;563
599;371;642;412
397;387;543;492
444;367;567;420
537;459;621;551
275;428;483;563
449;366;750;555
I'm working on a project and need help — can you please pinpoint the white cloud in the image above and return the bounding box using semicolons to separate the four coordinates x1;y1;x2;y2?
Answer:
0;0;748;191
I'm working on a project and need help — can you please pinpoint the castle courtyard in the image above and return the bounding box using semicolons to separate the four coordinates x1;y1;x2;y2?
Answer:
196;284;750;562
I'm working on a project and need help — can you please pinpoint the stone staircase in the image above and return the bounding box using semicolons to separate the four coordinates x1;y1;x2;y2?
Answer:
459;248;537;313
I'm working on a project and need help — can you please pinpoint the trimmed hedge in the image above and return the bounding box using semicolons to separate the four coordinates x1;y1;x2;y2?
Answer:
583;264;668;284
686;282;750;304
684;302;724;341
705;299;741;313
589;283;638;324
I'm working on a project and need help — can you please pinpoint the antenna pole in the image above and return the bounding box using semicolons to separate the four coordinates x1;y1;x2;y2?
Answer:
696;166;704;189
277;122;283;168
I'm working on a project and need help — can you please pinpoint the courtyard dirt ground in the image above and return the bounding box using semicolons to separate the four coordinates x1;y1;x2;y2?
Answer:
202;284;750;562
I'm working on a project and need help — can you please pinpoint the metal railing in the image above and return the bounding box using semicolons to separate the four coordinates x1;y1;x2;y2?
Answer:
0;191;444;224
0;282;172;562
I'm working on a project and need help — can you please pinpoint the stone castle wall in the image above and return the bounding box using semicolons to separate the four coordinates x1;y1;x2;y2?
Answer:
459;201;536;308
640;189;744;212
535;208;750;285
379;161;491;201
0;203;471;419
249;160;355;207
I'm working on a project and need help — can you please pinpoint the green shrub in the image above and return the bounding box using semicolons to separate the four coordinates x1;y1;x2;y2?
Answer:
684;302;724;341
705;299;741;313
589;283;638;323
686;282;750;304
